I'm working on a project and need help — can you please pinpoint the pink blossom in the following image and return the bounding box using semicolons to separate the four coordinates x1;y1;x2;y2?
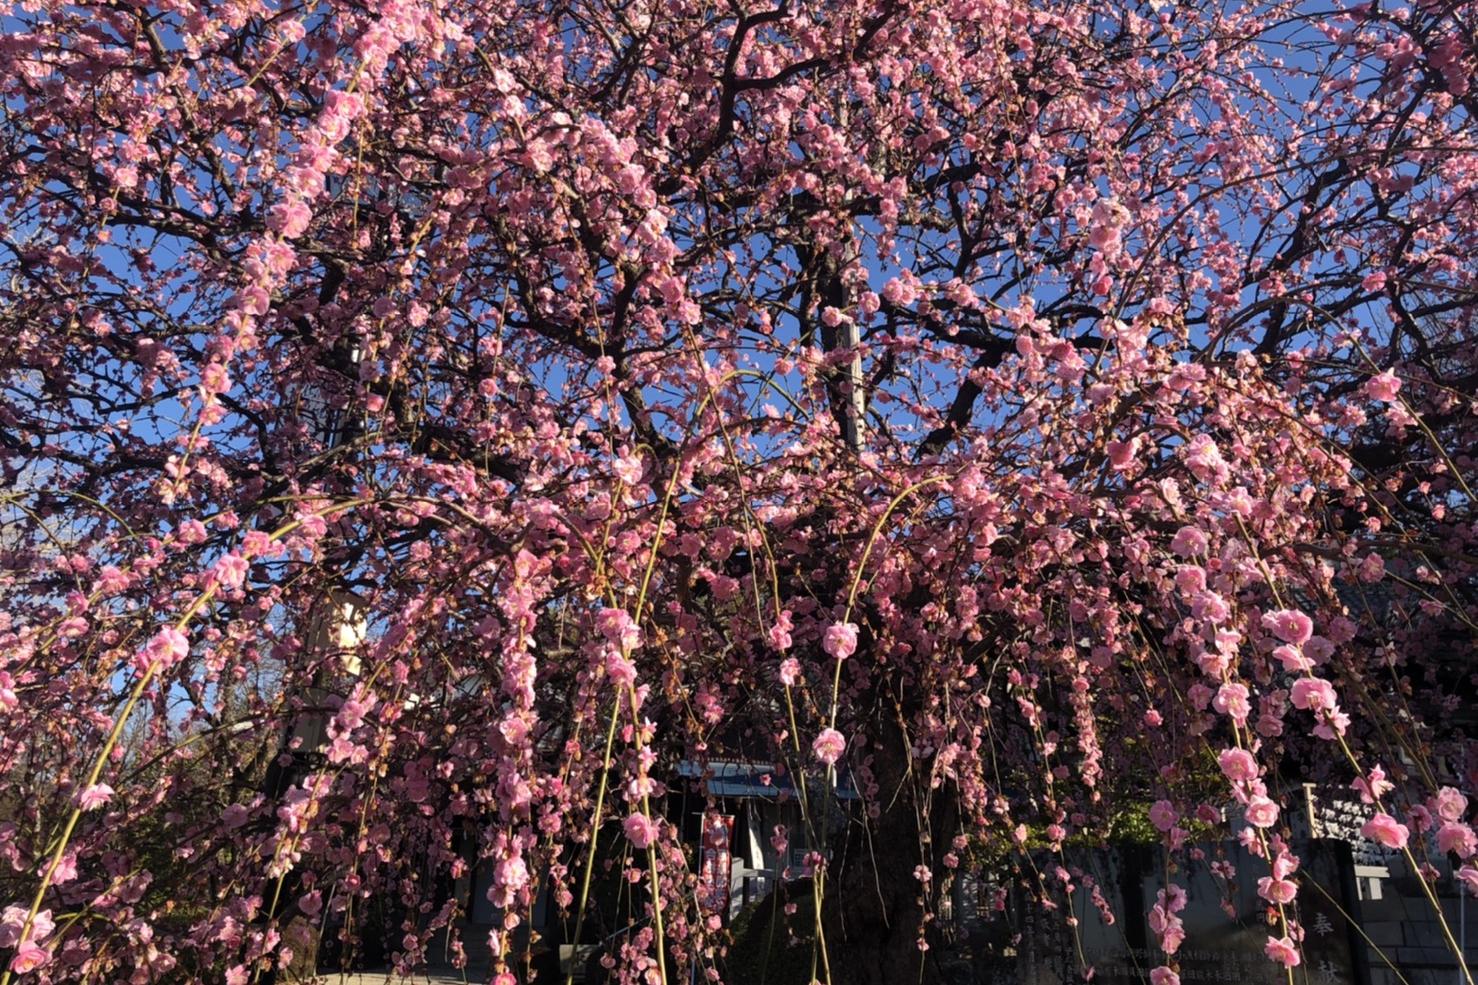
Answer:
241;529;275;558
1244;796;1279;829
596;608;642;651
51;851;77;885
612;449;644;485
177;519;209;545
811;727;846;766
1170;525;1208;557
1314;708;1351;741
1106;438;1138;470
1180;433;1229;484
77;783;114;811
1352;765;1393;805
8;942;50;974
298;890;323;917
623;813;658;849
1149;800;1178;833
1365;370;1402;402
1194;645;1230;677
523;138;555;173
1360;812;1410;850
881;275;918;306
1173;565;1206;595
1087;198;1130;251
0;907;52;948
768;612;794;651
1257;877;1297;904
1213;683;1251;726
211;552;250;591
493;854;530;899
1190;590;1230;624
338;691;376;730
1148;886;1187;954
1273;644;1313;673
778;658;801;686
135;626;189;672
1437;822;1476;859
1289;678;1337;712
604;651;637;688
1264;935;1300;968
822;622;859;660
1217;748;1258;783
1263;609;1313;645
200;360;231;395
1150;968;1180;985
269;198;313;238
1433;787;1468;823
92;564;130;594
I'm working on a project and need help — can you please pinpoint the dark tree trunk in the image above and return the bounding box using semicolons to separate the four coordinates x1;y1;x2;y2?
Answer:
821;717;959;985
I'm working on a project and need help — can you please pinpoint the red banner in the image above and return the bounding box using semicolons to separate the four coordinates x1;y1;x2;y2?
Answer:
698;812;735;916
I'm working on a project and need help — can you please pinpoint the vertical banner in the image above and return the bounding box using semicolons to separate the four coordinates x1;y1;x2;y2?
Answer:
698;812;735;916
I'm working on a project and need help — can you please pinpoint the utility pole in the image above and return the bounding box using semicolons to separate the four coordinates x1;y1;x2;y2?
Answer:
840;316;865;453
262;341;369;983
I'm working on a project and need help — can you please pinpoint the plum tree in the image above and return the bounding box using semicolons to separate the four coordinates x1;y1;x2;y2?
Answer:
1;0;1476;982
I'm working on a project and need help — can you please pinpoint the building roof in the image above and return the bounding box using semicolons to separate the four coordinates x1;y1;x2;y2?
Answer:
675;760;860;800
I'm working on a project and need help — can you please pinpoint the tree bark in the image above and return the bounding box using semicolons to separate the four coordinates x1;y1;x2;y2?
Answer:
820;718;959;985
